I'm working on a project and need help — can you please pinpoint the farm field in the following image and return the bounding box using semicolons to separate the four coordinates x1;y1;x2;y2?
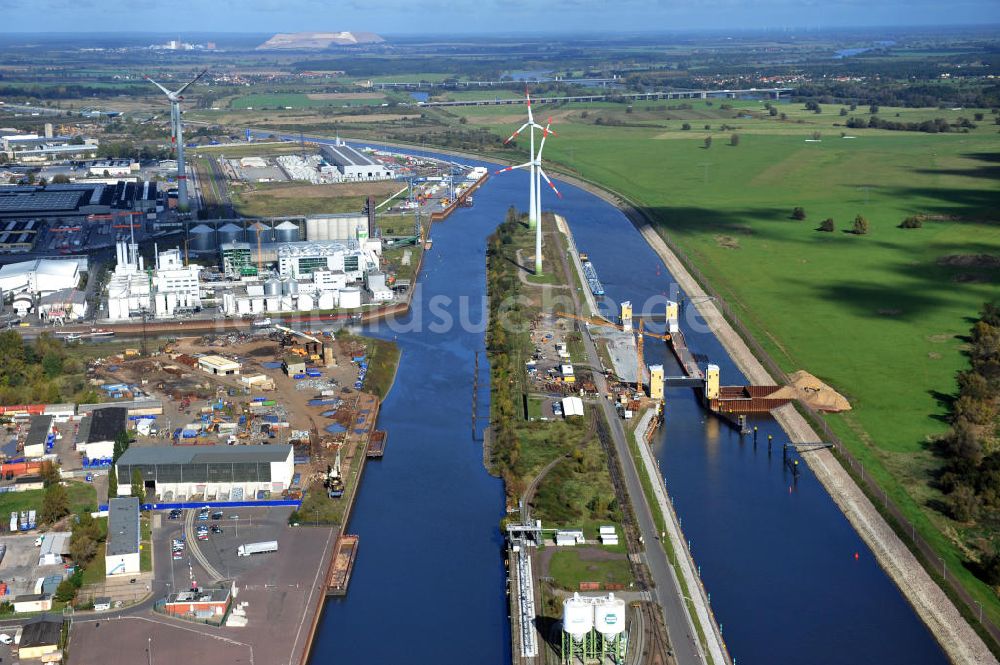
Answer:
229;92;388;109
229;181;399;218
440;98;1000;620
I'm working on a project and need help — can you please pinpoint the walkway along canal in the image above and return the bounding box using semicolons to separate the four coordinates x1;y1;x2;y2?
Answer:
298;138;948;665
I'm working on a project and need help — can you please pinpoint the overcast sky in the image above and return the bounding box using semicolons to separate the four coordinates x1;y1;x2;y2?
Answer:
0;0;997;33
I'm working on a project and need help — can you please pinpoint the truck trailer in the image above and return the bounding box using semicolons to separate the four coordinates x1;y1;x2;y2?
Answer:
237;540;278;557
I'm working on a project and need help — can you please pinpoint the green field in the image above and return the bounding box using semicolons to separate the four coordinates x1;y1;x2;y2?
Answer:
229;93;387;109
548;548;634;590
0;482;97;518
444;99;1000;623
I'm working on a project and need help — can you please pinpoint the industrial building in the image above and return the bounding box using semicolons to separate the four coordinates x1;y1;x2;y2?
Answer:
1;132;99;163
12;594;53;614
105;497;140;577
114;444;294;501
23;415;54;459
198;355;241;376
0;258;81;297
305;213;370;242
75;406;127;461
16;615;62;660
319;140;394;181
106;240;150;321
37;288;88;322
163;587;232;620
152;247;201;318
0;182;158;220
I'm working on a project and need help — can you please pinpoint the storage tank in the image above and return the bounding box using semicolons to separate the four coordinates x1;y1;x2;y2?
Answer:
563;593;593;642
594;594;626;637
339;287;362;309
249;221;273;243
188;224;216;253
216;222;244;245
297;293;314;311
264;278;282;297
274;220;300;243
282;278;299;296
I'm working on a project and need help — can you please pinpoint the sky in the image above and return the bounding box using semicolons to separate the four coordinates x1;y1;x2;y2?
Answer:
0;0;997;34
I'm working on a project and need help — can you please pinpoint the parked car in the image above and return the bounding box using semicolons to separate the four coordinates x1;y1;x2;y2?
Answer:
211;512;223;520
210;525;223;534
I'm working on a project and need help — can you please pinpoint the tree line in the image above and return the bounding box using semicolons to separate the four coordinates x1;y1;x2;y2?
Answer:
936;302;1000;585
0;331;99;405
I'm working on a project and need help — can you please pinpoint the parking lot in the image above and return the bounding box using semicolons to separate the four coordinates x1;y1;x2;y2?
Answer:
0;533;68;598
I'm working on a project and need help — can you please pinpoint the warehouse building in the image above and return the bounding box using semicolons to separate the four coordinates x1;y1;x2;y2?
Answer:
37;288;88;322
198;355;241;376
115;444;294;501
75;406;126;461
0;182;157;221
105;497;140;577
163;587;232;620
23;415;54;458
319;140;394;181
0;258;81;296
16;615;62;660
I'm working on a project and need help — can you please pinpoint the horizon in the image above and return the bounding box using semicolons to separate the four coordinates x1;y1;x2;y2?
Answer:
0;0;998;35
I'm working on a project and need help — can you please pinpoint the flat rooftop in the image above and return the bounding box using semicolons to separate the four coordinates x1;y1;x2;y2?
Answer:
320;143;376;167
107;497;140;557
117;444;293;466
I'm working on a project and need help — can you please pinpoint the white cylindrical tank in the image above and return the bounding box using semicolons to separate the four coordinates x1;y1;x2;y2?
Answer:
297;293;314;311
562;593;593;643
594;594;626;637
318;291;335;310
339;287;361;309
274;220;300;243
265;296;280;312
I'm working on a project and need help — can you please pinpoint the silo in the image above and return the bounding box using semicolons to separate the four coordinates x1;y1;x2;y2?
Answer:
217;222;244;245
594;594;626;638
562;593;593;643
297;293;314;311
249;221;273;243
283;279;299;296
274;220;300;243
264;278;282;297
188;224;216;253
339;287;362;309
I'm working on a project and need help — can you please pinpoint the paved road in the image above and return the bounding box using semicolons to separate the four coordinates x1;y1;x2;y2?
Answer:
553;224;704;665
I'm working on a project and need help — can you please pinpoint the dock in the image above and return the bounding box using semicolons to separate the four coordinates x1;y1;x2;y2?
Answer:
429;172;489;222
326;534;359;596
666;328;704;380
366;430;387;458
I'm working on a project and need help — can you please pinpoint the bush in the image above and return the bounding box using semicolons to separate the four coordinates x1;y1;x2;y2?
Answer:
852;215;870;235
898;216;923;229
288;510;302;525
792;207;806;221
681;122;691;131
54;578;77;603
729;133;740;146
818;218;835;232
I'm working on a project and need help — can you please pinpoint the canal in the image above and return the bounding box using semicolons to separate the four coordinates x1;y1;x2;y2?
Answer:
303;139;946;664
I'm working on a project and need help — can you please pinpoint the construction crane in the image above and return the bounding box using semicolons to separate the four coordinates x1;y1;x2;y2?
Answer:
255;225;264;276
556;311;671;394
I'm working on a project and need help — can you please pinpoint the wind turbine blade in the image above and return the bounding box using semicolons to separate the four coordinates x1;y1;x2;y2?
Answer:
145;76;172;97
174;68;208;97
495;161;532;175
539;168;562;198
525;87;534;124
503;122;531;145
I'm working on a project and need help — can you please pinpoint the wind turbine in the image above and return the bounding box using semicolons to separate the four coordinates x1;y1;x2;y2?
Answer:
497;118;561;275
145;69;207;211
499;88;546;229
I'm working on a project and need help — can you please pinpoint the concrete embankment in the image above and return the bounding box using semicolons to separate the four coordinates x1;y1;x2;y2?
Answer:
620;204;996;665
634;410;729;665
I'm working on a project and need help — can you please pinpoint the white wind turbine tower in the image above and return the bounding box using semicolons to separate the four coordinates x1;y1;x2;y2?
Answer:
497;117;561;275
499;88;546;229
145;69;207;211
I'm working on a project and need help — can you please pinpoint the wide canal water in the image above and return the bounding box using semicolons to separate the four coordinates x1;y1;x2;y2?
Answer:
305;139;946;664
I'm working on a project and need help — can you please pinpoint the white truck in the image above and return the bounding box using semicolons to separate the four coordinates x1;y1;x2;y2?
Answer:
237;540;278;557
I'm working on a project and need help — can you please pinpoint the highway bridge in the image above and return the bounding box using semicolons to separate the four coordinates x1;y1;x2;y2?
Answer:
415;87;793;107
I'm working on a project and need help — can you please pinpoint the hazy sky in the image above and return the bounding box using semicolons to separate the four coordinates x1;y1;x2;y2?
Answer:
0;0;997;33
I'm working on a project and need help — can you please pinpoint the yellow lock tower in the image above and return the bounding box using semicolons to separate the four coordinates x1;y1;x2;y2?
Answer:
705;363;720;400
620;301;633;330
665;300;679;333
648;364;664;400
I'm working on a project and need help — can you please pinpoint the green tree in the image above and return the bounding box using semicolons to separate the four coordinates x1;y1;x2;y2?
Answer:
818;218;835;232
41;483;70;524
703;136;712;149
898;216;922;229
730;133;740;146
69;533;96;567
852;215;870;235
51;174;70;184
38;460;60;487
131;469;145;504
107;464;118;499
54;578;77;603
768;107;778;117
681;122;691;131
792;207;807;221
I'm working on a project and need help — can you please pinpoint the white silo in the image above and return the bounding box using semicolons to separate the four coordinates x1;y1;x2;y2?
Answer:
297;292;314;311
274;220;300;243
339;287;362;309
595;594;626;637
264;278;282;297
562;593;593;643
282;278;299;296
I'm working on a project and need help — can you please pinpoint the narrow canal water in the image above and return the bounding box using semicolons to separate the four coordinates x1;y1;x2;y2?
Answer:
305;138;946;665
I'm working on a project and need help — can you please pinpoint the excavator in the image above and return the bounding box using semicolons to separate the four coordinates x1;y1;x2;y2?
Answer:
275;325;326;364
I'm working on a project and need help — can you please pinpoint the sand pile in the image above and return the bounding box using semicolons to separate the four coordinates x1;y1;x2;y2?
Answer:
771;370;852;412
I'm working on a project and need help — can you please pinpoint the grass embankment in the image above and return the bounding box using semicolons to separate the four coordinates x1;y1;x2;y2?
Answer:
438;98;1000;625
487;211;625;556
